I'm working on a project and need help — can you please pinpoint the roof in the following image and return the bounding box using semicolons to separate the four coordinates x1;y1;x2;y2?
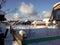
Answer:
53;2;60;7
32;21;45;24
43;18;49;22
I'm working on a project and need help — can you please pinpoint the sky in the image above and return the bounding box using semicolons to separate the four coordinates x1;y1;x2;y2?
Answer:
1;0;60;20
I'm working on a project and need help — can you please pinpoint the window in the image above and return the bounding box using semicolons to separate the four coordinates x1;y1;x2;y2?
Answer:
54;9;60;20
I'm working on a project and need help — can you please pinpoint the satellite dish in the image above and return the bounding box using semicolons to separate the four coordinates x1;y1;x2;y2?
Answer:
0;0;6;21
0;10;6;21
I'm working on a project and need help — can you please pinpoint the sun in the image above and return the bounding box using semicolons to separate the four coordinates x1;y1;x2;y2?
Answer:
13;13;19;20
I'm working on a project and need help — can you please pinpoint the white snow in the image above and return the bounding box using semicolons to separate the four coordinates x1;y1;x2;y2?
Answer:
53;2;60;7
5;25;60;45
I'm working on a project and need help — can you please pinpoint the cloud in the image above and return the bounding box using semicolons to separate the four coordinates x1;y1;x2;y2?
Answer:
19;2;37;16
42;11;51;18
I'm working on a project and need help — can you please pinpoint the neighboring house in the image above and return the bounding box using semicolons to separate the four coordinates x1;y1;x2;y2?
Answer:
49;2;60;28
49;2;60;22
32;20;50;27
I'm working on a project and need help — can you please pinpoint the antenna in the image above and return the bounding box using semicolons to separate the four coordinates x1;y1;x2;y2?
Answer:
0;0;6;9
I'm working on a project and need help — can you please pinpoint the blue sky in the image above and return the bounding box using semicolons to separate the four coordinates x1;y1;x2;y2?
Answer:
1;0;60;20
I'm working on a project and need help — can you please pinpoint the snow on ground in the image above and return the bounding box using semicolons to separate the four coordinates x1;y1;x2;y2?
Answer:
12;25;47;29
5;25;60;45
15;28;60;39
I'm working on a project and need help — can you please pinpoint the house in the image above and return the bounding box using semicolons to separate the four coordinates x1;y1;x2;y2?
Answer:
32;20;50;27
49;2;60;28
49;2;60;22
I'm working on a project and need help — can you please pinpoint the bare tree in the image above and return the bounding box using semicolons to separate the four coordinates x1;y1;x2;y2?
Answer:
0;0;6;9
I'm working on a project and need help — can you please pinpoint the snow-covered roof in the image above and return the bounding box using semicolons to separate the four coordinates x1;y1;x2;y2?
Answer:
43;18;49;22
36;21;45;24
53;2;60;7
32;21;45;24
